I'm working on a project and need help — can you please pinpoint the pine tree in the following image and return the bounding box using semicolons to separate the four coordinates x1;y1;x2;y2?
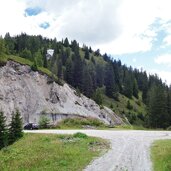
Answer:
9;110;23;144
105;63;116;98
0;111;7;149
84;47;90;60
93;88;103;105
73;53;83;89
65;57;74;85
82;66;93;97
64;38;69;47
133;79;139;98
148;85;169;128
43;47;48;68
122;70;133;98
0;37;6;56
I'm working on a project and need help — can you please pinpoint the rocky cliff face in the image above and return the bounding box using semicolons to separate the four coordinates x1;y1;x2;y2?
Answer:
0;61;124;126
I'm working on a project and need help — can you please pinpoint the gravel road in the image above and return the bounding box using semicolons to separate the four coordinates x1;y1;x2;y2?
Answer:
24;129;171;171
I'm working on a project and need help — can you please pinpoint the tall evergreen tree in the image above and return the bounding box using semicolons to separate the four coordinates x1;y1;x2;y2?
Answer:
93;88;103;105
43;47;48;68
0;37;6;56
65;57;74;85
9;110;23;144
82;66;93;97
0;111;7;149
64;38;69;47
105;63;116;98
133;79;139;98
148;85;169;128
73;52;83;89
84;47;90;60
122;70;133;98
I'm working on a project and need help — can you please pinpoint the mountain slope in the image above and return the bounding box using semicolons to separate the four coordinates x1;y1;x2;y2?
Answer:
0;60;124;125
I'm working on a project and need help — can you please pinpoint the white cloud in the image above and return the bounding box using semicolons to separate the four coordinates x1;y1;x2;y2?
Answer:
155;54;171;66
149;69;171;85
1;0;171;55
163;35;171;46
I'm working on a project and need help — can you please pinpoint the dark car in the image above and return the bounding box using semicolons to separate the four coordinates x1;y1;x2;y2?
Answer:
24;123;39;130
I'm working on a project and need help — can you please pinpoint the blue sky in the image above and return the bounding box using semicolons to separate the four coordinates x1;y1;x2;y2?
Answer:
0;0;171;84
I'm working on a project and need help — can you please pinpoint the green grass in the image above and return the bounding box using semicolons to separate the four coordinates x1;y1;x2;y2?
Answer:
151;139;171;171
102;92;147;126
56;117;107;129
102;93;146;115
8;55;33;66
0;133;109;171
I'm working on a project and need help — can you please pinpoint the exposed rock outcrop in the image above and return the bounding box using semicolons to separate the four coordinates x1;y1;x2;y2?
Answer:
0;61;124;126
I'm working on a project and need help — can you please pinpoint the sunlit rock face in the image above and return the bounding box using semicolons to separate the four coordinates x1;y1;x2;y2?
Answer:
0;61;124;126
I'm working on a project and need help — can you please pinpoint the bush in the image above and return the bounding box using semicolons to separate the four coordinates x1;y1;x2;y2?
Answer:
39;116;50;129
127;100;133;110
73;132;88;139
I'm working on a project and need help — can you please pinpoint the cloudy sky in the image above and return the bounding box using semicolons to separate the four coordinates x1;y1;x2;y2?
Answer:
1;0;171;84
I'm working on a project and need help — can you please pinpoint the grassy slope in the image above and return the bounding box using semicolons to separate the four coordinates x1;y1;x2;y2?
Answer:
0;133;109;171
103;92;146;118
151;139;171;171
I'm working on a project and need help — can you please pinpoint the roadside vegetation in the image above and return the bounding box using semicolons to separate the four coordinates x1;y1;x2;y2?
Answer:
151;139;171;171
0;110;23;150
0;133;109;171
54;117;107;129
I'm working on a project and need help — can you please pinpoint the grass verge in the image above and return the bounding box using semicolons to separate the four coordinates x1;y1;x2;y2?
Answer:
151;139;171;171
56;117;107;129
0;133;109;171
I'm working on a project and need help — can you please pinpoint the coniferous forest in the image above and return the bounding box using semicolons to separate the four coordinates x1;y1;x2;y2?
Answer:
0;33;171;129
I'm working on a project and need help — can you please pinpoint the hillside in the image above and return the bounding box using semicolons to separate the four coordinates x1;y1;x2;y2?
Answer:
0;60;124;126
0;33;171;128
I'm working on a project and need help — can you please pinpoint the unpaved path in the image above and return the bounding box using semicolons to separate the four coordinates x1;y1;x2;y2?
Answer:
24;130;171;171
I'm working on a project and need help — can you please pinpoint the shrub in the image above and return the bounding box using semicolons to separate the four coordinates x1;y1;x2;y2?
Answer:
39;116;50;129
73;132;88;139
127;100;133;110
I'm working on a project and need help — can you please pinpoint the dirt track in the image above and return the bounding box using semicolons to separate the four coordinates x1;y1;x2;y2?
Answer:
24;130;171;171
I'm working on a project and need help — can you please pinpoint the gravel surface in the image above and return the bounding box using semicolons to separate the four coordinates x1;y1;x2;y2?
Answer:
24;129;171;171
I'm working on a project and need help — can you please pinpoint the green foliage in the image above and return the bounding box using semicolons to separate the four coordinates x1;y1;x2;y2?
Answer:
73;132;88;139
39;116;50;129
64;37;69;47
127;100;133;110
105;63;117;98
0;111;7;149
31;60;38;71
58;117;106;129
8;109;23;145
93;88;103;105
20;48;32;60
147;85;170;128
0;37;6;56
133;79;139;98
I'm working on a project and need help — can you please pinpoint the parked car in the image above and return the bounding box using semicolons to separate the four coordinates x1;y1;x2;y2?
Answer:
24;123;39;130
